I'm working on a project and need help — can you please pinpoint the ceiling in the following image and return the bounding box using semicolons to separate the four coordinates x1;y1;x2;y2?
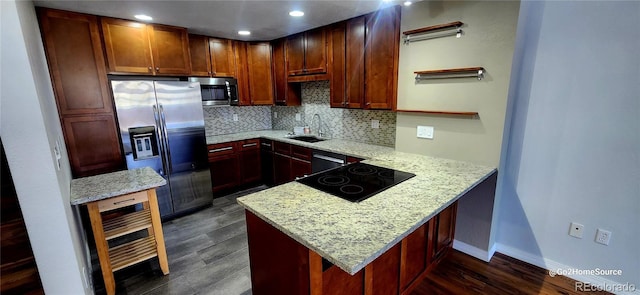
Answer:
33;0;402;40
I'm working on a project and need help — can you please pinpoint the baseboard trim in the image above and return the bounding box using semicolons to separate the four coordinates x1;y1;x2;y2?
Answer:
495;243;639;295
452;239;492;262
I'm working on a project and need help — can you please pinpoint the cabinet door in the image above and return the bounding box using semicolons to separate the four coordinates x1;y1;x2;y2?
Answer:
272;38;301;106
273;153;291;185
234;41;251;106
433;202;457;261
149;24;191;75
38;9;112;115
328;23;346;108
188;34;211;76
62;115;123;177
346;16;366;108
240;140;261;184
260;140;275;186
291;157;311;180
101;17;153;74
400;222;428;291
209;154;240;193
246;42;274;105
303;28;327;75
365;6;400;110
209;38;236;77
286;33;305;76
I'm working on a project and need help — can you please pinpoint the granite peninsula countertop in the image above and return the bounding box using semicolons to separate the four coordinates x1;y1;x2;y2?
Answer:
221;130;497;275
70;167;166;205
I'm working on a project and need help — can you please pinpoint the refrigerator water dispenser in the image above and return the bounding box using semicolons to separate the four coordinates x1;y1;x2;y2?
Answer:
129;126;159;160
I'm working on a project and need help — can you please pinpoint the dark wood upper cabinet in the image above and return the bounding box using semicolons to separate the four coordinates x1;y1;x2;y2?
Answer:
286;33;306;76
286;28;327;77
189;35;236;77
329;22;346;108
148;24;191;75
236;42;274;106
209;37;236;77
38;8;112;115
272;38;301;106
101;17;190;75
346;16;366;108
188;34;211;76
365;5;400;110
246;42;274;105
39;8;123;177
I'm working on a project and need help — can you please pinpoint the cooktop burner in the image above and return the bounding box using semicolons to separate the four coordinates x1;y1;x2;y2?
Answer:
296;163;416;202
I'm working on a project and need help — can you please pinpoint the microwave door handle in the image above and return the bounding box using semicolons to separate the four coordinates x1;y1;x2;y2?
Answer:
153;105;168;176
159;104;173;174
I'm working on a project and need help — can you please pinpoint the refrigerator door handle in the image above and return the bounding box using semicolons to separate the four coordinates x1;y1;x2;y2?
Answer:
153;105;168;176
159;104;173;174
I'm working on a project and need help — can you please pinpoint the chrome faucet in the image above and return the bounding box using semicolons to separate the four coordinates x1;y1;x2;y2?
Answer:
312;113;324;138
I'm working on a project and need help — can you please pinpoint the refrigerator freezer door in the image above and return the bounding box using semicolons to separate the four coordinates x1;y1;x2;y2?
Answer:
111;80;174;217
154;81;213;213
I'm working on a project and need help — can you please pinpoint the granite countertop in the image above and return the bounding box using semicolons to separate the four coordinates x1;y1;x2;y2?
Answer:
70;167;166;205
220;130;497;275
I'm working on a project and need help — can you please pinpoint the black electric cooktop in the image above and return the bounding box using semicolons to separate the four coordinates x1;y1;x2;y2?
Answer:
296;163;416;202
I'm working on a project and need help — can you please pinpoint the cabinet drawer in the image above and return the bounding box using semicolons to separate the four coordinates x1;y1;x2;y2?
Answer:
207;142;236;158
240;139;260;151
273;141;291;155
98;191;148;212
291;145;312;161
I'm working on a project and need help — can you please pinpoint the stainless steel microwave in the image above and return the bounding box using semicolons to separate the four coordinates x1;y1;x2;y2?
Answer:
188;77;239;106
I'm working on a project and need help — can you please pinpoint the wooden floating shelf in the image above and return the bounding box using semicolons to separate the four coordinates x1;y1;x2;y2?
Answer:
403;21;464;44
415;67;485;80
396;109;479;117
403;21;464;36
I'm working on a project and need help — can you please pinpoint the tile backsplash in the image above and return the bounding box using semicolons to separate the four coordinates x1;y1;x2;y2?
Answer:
203;106;271;136
272;81;397;147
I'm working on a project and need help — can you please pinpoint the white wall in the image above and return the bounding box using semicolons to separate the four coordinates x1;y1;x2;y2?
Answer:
495;0;640;289
0;0;91;293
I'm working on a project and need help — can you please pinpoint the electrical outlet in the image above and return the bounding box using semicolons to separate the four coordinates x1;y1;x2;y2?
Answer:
568;222;584;238
417;126;434;139
371;120;380;129
595;228;611;245
295;113;301;121
53;140;62;171
274;112;278;119
232;114;238;122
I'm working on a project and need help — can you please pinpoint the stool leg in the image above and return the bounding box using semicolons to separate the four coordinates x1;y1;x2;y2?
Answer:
87;202;116;295
147;189;169;275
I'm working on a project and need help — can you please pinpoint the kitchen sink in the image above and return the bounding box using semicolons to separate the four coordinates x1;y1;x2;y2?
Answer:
288;135;326;143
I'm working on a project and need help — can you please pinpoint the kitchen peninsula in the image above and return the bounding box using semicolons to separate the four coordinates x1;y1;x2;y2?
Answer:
216;131;497;294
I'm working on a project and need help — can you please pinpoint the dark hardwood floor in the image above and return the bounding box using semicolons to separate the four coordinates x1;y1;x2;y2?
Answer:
92;185;609;295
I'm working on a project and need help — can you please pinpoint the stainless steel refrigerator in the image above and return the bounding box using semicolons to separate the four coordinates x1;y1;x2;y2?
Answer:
111;80;212;219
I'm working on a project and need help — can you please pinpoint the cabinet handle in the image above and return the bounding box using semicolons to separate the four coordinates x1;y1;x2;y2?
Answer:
366;102;371;106
209;146;233;153
261;143;272;147
243;143;257;148
148;66;152;71
113;198;135;205
156;67;160;72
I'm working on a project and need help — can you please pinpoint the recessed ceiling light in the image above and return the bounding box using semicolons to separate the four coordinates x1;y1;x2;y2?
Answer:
134;14;153;21
289;10;304;17
238;30;251;36
403;1;412;6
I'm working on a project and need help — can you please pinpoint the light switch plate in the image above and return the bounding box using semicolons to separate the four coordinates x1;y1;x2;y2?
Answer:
371;120;380;129
274;112;278;119
232;114;238;122
417;126;434;139
295;113;301;121
569;222;584;238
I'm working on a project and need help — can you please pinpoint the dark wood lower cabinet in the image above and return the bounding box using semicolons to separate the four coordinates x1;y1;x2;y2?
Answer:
273;152;291;185
245;201;458;295
209;154;240;193
291;157;311;179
